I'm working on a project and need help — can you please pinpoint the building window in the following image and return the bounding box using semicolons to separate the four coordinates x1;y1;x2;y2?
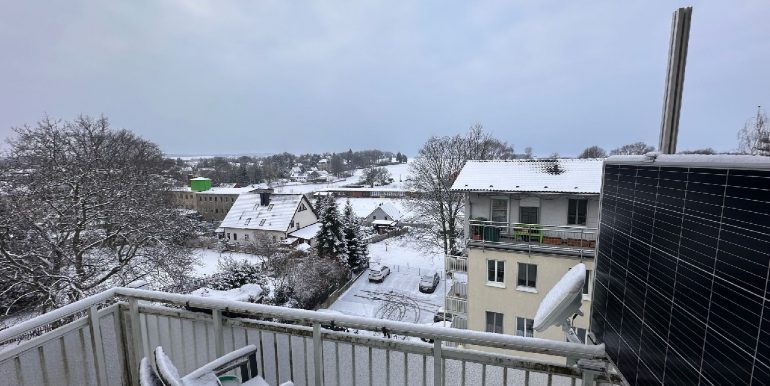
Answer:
199;197;202;201
519;206;538;224
296;222;300;229
298;203;307;212
568;199;588;225
373;215;376;220
584;270;591;296
244;234;249;240
490;198;508;223
516;317;534;337
487;260;504;284
227;233;231;240
517;263;537;288
215;209;218;213
485;312;504;334
233;233;237;241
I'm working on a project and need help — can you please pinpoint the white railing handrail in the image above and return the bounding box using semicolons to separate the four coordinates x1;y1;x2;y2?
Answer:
2;287;606;360
0;288;117;344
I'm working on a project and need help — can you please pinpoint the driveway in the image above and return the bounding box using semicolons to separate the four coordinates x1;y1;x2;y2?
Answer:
329;265;446;324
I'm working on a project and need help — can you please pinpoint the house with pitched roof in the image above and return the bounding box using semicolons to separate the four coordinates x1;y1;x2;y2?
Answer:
217;189;318;244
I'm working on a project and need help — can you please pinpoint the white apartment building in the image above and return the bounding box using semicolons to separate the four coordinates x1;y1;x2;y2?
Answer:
447;159;603;359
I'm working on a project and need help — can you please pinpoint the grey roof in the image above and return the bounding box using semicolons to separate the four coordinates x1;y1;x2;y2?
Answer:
451;159;603;194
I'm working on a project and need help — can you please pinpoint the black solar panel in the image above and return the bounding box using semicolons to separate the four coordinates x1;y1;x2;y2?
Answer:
591;161;770;385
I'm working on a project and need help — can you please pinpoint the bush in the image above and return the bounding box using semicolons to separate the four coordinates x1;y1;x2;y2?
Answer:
209;257;268;294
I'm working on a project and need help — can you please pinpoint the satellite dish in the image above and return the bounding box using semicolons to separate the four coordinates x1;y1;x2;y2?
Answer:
533;263;586;332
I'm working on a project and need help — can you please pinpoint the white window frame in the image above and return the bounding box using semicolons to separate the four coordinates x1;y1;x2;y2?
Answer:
485;311;504;334
516;317;534;338
517;262;537;290
486;259;505;288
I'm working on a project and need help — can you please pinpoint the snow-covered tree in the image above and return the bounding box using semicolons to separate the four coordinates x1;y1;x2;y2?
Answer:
340;200;369;270
738;106;770;155
0;115;201;314
315;196;345;262
359;166;392;187
408;124;513;254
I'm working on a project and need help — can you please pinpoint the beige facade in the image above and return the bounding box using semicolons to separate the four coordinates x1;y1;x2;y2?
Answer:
465;247;594;360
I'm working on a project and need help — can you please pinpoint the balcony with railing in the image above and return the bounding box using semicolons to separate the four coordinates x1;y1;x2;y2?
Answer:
467;220;597;258
0;288;620;386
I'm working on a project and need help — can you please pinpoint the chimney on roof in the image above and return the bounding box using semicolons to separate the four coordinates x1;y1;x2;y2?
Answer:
256;188;274;206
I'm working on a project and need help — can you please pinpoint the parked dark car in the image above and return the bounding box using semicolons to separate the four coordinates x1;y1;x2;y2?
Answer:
418;272;440;293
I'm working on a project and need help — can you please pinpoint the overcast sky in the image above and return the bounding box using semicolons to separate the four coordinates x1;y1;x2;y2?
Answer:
1;1;768;157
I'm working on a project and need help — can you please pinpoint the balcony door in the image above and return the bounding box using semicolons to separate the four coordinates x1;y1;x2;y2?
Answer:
519;207;539;224
490;198;508;224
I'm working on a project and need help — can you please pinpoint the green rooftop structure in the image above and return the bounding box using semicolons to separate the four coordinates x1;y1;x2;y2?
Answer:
190;177;212;192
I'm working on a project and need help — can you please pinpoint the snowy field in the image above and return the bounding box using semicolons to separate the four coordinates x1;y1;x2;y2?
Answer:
272;162;412;194
329;236;446;324
192;248;264;277
367;236;443;271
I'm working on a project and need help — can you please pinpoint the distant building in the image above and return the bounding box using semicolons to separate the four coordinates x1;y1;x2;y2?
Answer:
365;202;402;225
217;189;318;244
169;177;264;221
448;158;603;360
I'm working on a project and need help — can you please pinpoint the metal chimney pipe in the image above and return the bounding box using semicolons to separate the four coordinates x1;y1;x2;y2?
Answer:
658;7;692;154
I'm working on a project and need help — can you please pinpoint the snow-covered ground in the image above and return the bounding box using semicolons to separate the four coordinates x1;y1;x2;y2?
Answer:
367;236;442;271
329;236;446;323
192;248;265;277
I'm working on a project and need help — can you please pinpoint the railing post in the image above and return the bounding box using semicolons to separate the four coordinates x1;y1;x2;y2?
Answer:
433;340;443;386
313;322;323;386
88;305;108;386
129;298;147;380
212;309;224;358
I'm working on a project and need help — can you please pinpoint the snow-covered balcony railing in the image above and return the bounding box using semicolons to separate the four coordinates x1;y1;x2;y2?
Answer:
445;254;468;273
445;281;468;319
0;288;621;386
467;220;597;258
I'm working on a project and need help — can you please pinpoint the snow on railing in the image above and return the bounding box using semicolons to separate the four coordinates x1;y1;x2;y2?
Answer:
1;288;619;386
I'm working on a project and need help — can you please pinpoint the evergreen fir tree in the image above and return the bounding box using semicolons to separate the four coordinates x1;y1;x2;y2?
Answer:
315;195;345;263
341;200;369;270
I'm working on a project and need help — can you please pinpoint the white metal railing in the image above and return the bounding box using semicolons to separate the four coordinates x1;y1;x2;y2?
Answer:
0;288;620;386
445;254;468;273
467;221;598;258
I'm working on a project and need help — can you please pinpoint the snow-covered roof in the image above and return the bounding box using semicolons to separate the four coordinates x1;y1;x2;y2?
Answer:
295;243;311;252
451;159;603;194
219;193;305;231
335;198;414;219
190;177;211;181
289;222;321;240
372;219;397;226
375;202;402;221
199;186;262;195
606;153;770;169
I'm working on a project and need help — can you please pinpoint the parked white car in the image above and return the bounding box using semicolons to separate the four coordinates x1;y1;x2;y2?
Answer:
368;264;391;282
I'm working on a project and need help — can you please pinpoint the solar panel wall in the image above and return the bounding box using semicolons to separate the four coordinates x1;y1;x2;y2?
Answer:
591;160;770;385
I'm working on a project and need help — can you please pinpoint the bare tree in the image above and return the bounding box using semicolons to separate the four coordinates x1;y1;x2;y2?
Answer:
407;125;513;254
578;146;607;158
737;106;770;155
0;116;201;314
610;142;655;155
